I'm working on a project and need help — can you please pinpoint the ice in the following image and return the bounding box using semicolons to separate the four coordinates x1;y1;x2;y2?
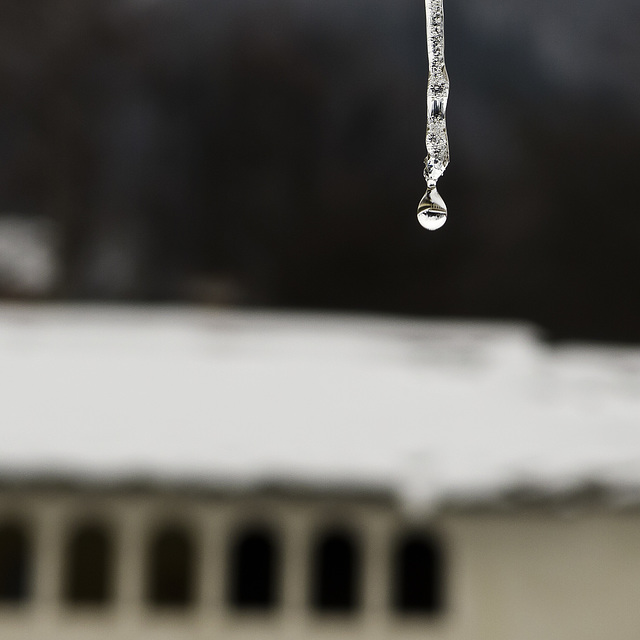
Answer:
418;0;450;230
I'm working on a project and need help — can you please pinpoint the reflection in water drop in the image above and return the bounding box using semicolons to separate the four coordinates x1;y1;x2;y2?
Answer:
417;187;447;231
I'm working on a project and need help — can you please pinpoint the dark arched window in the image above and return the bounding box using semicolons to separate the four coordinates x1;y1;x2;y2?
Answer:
146;525;195;608
64;524;113;605
311;529;360;613
392;532;444;614
228;527;278;610
0;523;30;603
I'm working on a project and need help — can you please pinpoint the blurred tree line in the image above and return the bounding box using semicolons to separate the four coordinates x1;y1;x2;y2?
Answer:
0;0;639;341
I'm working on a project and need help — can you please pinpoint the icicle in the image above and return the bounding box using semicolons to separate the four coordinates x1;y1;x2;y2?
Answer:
417;0;450;231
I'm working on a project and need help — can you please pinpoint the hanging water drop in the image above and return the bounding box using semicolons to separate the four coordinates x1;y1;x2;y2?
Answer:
418;0;450;230
417;187;447;230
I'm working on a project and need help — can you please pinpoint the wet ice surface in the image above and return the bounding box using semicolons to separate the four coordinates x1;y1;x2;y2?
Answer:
418;0;450;230
1;306;640;504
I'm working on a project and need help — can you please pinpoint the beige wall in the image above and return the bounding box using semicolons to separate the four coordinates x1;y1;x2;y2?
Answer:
1;489;639;640
460;512;640;640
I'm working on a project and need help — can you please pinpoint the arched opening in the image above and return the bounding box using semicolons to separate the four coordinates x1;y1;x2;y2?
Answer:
393;532;444;614
146;525;195;608
0;523;30;603
228;526;278;610
64;524;113;606
311;529;360;613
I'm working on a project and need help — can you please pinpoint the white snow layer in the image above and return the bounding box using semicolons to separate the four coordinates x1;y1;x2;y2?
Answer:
0;305;639;502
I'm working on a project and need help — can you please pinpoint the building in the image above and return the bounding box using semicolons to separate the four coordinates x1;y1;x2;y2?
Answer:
1;305;640;640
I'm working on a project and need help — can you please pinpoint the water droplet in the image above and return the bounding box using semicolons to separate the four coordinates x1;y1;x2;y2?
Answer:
417;187;447;231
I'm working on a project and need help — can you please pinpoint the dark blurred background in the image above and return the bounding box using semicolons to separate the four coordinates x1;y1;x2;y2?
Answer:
1;0;639;342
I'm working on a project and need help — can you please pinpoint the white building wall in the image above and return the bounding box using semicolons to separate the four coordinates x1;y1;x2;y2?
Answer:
1;490;640;640
459;512;640;640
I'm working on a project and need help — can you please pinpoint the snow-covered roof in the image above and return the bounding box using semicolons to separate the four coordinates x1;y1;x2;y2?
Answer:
1;305;640;504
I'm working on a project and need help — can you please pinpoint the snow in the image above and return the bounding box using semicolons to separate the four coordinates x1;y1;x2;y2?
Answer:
0;216;57;295
0;305;639;503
